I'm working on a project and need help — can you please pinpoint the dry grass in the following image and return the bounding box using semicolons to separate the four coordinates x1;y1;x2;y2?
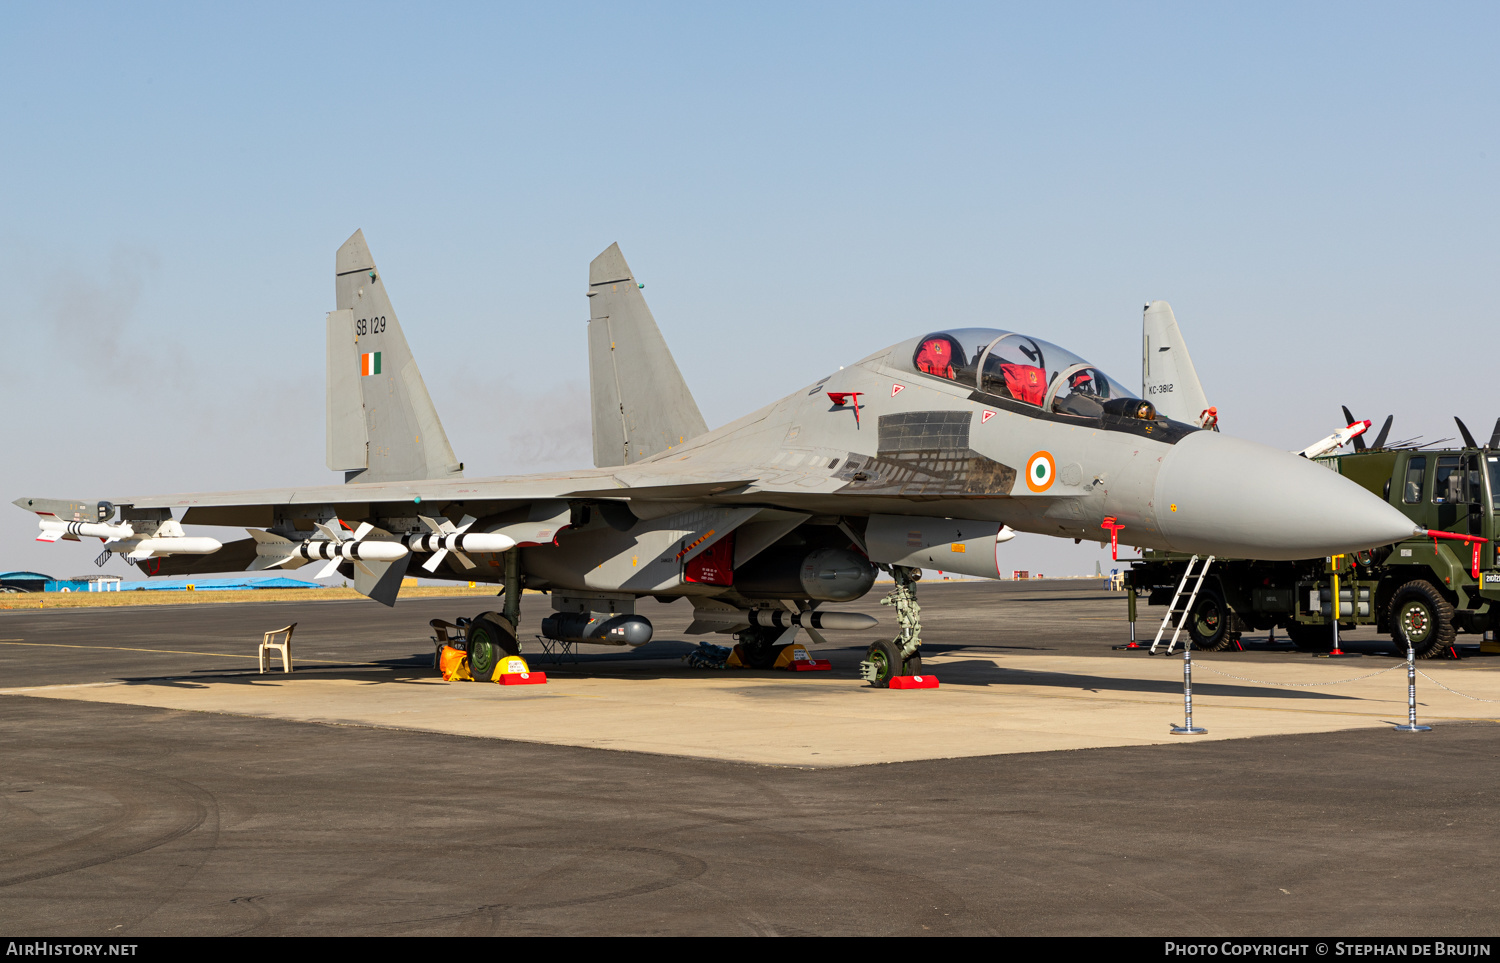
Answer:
0;585;512;610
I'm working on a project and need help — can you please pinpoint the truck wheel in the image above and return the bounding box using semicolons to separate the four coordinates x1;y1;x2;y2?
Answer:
1388;581;1456;659
1186;592;1238;652
1285;622;1333;653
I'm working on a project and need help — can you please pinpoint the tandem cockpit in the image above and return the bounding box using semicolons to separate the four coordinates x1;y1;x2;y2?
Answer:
905;327;1193;437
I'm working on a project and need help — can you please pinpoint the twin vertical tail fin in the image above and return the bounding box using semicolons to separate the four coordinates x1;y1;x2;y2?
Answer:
1142;301;1213;428
326;230;463;484
326;235;702;479
587;244;708;467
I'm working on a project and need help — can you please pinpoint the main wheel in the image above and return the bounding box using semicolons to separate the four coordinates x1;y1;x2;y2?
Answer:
1186;592;1238;652
735;627;781;669
1388;580;1456;659
1285;621;1333;653
865;638;902;688
903;650;924;676
468;615;519;681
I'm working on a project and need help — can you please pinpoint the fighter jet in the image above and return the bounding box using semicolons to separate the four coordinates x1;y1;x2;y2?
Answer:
15;232;1420;686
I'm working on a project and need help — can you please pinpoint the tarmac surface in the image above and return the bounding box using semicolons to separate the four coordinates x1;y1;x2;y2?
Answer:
2;580;1498;936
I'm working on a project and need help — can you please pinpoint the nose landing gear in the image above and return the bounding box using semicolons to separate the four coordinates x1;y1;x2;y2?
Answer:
861;566;924;687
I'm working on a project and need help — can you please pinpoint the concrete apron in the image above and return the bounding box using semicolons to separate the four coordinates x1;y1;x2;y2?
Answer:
4;652;1497;768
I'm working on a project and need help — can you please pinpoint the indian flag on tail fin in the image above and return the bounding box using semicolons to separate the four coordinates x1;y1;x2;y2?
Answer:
361;351;382;376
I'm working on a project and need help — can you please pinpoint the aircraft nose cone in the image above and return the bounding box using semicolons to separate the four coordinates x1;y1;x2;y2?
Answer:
1156;432;1418;560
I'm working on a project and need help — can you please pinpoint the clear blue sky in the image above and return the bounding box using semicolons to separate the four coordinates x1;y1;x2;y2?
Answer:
2;3;1495;578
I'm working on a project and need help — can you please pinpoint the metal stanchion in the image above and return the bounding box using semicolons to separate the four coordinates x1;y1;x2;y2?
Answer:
1171;637;1207;735
1393;625;1431;733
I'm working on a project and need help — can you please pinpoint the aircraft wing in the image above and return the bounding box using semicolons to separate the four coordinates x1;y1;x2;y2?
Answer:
105;469;621;526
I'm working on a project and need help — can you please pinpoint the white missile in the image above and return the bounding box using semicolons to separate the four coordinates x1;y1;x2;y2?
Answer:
1298;420;1371;459
36;518;135;542
404;530;516;555
256;538;408;563
35;516;220;557
691;607;879;631
248;522;408;579
408;515;514;573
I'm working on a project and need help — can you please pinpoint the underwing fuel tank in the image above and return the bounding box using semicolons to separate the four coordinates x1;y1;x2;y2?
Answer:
540;612;654;646
1153;431;1420;560
734;547;877;601
113;536;224;558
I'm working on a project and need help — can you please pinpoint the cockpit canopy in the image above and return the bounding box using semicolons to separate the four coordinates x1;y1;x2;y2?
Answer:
909;328;1148;421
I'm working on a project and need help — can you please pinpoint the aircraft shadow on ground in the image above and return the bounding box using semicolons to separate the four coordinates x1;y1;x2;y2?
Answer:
937;594;1120;605
111;641;1445;696
110;638;719;687
926;658;1361;701
112;643;777;688
114;661;881;688
921;642;1056;653
118;661;440;688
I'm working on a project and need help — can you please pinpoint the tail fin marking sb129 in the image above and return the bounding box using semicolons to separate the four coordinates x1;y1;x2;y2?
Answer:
327;229;463;484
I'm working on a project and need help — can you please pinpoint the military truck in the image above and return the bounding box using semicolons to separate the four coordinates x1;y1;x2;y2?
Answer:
1128;418;1498;659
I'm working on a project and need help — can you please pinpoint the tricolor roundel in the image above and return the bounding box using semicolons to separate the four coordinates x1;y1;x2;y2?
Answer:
1025;451;1056;492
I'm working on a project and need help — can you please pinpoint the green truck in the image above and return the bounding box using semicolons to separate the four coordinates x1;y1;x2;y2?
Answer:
1128;421;1498;658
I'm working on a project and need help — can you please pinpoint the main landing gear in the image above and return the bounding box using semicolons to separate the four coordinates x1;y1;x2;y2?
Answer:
861;565;924;688
466;612;519;680
466;550;524;679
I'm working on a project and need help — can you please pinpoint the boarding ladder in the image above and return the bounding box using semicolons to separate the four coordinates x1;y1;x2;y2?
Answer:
1149;555;1216;655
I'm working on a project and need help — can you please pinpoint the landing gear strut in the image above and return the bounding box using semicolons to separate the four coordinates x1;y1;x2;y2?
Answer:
469;550;524;681
861;565;923;687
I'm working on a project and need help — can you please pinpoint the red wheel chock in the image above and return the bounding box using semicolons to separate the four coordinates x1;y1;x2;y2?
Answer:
498;672;547;685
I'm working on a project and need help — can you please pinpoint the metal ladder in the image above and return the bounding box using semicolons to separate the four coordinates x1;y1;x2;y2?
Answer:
1150;555;1216;654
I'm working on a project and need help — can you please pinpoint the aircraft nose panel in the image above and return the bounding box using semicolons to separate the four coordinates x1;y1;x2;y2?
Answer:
1155;432;1418;560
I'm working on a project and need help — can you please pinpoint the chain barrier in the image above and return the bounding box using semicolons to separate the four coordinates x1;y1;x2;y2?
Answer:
1158;620;1475;732
1189;659;1498;703
1189;660;1404;688
1415;670;1500;704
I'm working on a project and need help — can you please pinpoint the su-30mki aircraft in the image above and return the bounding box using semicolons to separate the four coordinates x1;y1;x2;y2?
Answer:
16;231;1421;685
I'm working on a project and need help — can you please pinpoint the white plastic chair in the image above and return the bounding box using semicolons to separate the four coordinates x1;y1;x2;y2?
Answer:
259;623;297;674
